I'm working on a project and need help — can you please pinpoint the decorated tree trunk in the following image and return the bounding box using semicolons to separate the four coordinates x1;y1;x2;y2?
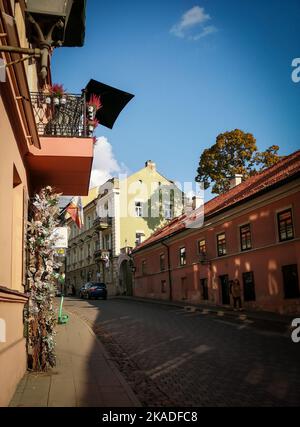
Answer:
26;186;61;371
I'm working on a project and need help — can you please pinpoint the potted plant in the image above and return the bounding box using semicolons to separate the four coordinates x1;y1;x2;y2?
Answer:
87;94;102;119
49;83;66;105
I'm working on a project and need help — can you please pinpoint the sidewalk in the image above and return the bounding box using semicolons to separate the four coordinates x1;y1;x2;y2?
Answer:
9;310;141;407
117;296;295;332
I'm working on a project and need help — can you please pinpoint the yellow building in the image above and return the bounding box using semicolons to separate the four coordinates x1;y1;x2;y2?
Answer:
66;161;185;295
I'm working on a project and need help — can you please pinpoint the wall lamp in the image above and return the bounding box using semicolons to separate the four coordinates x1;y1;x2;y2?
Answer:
0;0;86;81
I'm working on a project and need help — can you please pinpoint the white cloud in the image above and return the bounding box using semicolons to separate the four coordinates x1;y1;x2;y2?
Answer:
191;25;218;41
170;5;217;40
90;136;128;188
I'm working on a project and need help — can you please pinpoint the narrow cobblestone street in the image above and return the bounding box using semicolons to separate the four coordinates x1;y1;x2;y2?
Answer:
63;297;300;407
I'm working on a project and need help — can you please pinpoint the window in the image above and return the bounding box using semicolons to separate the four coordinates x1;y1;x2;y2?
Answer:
179;247;186;266
278;209;294;242
242;271;256;301
160;253;166;271
142;260;147;275
87;216;91;229
282;264;299;299
161;280;167;293
217;233;226;257
135;201;143;217
240;224;252;251
200;278;209;300
198;239;206;256
102;234;111;250
135;232;145;246
164;203;173;220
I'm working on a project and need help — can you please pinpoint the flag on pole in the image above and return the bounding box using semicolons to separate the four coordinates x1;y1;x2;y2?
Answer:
66;196;84;229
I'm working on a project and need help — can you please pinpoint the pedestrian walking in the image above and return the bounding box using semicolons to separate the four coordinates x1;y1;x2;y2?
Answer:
230;279;242;311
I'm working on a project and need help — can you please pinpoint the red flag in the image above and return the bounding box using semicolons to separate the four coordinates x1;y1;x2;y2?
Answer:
66;196;84;229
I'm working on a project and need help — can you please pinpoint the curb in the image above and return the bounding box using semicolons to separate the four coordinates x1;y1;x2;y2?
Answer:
115;296;293;330
64;308;142;407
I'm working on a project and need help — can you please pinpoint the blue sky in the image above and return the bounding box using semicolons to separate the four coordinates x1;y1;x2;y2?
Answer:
52;0;300;198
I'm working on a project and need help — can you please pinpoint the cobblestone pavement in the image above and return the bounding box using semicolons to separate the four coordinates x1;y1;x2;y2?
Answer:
63;297;300;407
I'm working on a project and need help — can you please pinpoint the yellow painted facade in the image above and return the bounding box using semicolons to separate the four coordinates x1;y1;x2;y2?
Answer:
65;161;185;296
119;161;184;249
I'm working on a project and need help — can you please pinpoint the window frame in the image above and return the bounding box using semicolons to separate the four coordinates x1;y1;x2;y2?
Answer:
216;232;226;257
277;208;294;242
160;253;166;271
179;247;186;266
198;238;207;256
240;223;252;252
135;201;143;217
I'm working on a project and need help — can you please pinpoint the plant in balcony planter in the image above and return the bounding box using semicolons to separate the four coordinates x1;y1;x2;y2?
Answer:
87;94;102;120
50;83;66;105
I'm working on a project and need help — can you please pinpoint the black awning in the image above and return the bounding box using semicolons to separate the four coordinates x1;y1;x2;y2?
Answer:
64;0;86;47
85;79;134;129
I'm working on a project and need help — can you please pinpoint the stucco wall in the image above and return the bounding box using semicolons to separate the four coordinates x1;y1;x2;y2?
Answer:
133;187;300;314
0;299;27;407
120;165;184;249
0;98;28;406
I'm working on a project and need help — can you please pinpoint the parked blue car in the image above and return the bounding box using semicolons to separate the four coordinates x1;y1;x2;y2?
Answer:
81;282;107;300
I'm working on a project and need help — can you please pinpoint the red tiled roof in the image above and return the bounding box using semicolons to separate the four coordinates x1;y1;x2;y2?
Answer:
134;150;300;252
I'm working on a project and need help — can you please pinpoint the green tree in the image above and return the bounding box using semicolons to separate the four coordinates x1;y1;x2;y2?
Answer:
195;129;282;194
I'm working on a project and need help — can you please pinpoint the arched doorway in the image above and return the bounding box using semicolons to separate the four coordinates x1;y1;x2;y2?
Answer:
119;260;133;296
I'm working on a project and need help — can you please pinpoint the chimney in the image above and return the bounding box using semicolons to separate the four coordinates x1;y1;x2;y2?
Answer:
192;196;202;210
229;174;243;189
145;160;156;171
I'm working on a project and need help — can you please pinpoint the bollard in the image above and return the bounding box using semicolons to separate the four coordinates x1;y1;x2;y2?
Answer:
58;295;69;324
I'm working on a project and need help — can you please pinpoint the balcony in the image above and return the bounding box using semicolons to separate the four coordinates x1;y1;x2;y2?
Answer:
30;92;90;138
26;92;94;196
94;249;111;262
120;246;133;255
93;217;112;231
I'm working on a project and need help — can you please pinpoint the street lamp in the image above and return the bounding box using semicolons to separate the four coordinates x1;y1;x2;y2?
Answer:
0;0;86;80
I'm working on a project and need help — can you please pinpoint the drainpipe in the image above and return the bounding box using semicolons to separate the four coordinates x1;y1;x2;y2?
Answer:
161;240;173;301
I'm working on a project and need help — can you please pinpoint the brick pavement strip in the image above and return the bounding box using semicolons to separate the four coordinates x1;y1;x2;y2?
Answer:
63;297;300;407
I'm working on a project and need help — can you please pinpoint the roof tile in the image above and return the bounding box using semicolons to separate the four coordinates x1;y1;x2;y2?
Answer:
134;150;300;251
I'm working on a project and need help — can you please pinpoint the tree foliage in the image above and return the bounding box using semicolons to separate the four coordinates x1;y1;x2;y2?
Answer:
195;129;282;194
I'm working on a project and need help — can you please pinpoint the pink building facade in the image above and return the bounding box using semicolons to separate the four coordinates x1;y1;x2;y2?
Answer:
132;151;300;315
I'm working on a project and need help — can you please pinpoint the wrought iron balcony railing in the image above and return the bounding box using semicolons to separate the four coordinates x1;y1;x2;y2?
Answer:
30;92;90;137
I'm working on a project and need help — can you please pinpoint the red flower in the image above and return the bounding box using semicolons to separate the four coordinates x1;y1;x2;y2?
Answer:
87;94;102;110
50;83;65;96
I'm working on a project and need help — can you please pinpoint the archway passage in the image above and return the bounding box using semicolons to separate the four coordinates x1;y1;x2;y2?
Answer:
119;260;133;296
